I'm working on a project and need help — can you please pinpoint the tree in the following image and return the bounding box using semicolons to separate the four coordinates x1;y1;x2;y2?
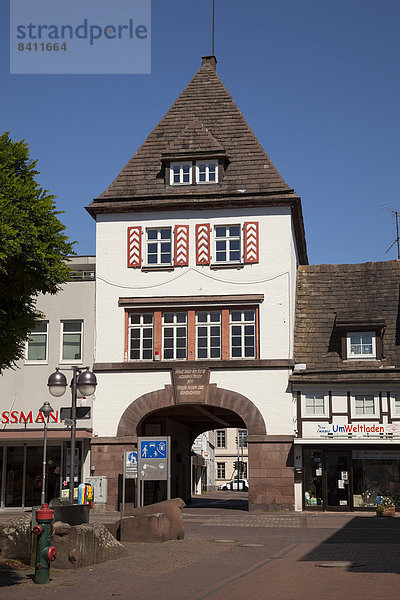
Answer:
0;132;75;370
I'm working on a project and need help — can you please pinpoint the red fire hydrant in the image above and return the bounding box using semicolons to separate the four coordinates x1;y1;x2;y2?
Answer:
33;504;57;584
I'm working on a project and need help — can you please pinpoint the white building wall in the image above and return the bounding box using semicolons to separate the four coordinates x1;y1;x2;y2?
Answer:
95;206;296;364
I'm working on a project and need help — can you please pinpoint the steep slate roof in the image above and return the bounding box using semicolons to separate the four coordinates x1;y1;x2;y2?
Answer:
92;57;290;200
291;260;400;383
163;119;225;157
87;56;308;264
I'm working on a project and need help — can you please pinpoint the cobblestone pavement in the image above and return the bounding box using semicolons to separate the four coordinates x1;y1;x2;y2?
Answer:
0;494;399;599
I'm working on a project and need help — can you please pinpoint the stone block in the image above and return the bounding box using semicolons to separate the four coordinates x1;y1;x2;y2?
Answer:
0;515;31;564
53;521;127;569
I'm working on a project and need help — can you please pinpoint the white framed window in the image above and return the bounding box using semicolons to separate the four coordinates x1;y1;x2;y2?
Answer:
195;160;218;184
129;313;153;360
230;310;256;358
26;321;48;362
162;312;187;360
393;394;400;416
304;394;326;416
196;311;221;359
216;430;226;448
354;394;377;416
146;228;172;265
347;331;376;359
216;462;226;479
215;225;241;263
61;320;83;362
170;162;192;185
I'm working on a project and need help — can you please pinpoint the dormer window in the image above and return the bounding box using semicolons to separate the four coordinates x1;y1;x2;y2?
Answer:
170;162;192;186
347;331;376;359
169;160;219;186
196;161;218;184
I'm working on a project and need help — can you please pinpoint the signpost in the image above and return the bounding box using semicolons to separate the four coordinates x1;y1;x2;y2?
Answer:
122;451;137;511
137;437;171;507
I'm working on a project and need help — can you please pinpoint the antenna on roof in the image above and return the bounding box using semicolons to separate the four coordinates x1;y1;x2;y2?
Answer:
383;205;400;259
212;0;215;55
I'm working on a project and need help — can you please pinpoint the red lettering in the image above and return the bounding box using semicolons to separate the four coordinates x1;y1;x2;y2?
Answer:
35;412;45;423
49;411;58;423
10;411;18;424
344;425;352;433
19;411;33;424
1;411;9;424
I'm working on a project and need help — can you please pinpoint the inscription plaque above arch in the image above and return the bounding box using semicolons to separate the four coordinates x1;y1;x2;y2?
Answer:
172;368;210;404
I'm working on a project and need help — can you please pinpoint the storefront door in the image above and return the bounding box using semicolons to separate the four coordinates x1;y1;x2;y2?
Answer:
325;451;351;510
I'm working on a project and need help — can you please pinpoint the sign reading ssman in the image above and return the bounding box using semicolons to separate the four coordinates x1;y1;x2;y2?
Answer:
1;410;60;424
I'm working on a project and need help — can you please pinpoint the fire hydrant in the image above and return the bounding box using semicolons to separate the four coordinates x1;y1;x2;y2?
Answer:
33;503;58;584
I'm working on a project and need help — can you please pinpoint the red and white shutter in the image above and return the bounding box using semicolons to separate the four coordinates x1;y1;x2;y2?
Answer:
244;222;259;263
196;223;211;265
174;225;189;266
127;226;142;268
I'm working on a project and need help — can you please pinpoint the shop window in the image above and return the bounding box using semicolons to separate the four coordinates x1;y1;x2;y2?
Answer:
354;394;376;416
129;313;153;360
230;310;255;358
217;462;226;479
216;430;226;448
352;450;400;508
304;394;326;416
26;321;48;362
347;331;376;359
196;311;221;359
162;312;187;360
303;449;323;507
61;320;83;362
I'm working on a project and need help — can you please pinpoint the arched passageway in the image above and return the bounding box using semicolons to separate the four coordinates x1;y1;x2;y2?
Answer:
116;384;267;507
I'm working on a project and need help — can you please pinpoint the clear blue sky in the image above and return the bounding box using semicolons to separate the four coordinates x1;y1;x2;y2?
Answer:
1;0;399;265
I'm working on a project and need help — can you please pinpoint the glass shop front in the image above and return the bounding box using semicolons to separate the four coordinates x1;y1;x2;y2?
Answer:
303;446;400;511
0;441;84;509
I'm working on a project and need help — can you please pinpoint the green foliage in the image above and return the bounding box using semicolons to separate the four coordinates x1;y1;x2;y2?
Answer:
0;132;75;370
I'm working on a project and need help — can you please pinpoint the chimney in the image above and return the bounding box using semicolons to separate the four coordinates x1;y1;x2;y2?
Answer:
201;55;217;70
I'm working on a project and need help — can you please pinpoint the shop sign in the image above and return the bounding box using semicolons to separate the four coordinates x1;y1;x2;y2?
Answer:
1;410;60;425
311;422;400;437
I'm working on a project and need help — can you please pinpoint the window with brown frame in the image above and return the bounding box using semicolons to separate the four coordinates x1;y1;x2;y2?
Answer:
124;306;259;362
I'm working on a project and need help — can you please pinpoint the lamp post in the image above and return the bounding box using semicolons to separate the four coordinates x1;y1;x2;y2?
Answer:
39;401;54;505
47;366;97;505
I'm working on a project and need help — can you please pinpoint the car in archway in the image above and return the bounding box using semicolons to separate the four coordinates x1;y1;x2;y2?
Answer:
218;478;248;491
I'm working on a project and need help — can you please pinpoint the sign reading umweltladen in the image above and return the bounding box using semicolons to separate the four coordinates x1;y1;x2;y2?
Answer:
172;368;210;404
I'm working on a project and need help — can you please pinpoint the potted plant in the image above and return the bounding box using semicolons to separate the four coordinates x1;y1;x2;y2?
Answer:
376;496;396;517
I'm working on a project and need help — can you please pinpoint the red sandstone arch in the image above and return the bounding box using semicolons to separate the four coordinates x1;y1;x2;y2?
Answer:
117;383;267;437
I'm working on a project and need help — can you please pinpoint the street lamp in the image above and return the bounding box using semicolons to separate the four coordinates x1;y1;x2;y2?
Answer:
47;366;97;504
39;401;54;505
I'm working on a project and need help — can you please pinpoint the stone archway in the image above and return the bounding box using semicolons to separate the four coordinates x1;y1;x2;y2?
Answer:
117;383;267;438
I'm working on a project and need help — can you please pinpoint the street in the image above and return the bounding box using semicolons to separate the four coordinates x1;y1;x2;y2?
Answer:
0;492;399;599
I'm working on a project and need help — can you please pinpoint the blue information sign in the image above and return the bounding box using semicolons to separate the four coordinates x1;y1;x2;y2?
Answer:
140;440;167;459
127;451;137;464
